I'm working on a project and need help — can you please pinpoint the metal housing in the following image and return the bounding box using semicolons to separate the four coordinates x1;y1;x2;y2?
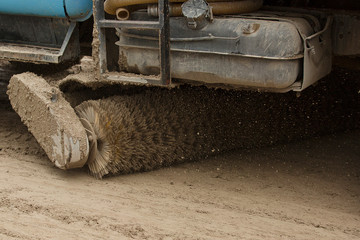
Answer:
118;12;332;92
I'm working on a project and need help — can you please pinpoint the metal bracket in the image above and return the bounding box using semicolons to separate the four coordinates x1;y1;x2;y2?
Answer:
59;22;77;58
94;0;171;85
300;16;333;91
0;15;79;63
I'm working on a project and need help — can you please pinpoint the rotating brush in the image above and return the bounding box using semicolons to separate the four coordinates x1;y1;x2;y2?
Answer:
75;78;359;178
75;88;229;178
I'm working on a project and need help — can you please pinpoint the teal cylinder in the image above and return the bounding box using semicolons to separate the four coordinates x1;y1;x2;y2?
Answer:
0;0;93;21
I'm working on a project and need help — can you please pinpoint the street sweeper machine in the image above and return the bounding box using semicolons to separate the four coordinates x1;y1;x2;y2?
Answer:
0;0;359;178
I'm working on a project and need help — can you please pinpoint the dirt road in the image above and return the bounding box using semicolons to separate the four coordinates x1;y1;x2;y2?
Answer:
0;63;359;239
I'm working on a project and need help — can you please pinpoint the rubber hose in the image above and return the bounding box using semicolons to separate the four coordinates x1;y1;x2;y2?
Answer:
211;0;263;15
148;0;263;17
114;4;148;20
116;8;130;20
104;0;242;15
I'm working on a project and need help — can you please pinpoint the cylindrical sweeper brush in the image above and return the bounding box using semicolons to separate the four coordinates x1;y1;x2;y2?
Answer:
75;75;360;178
75;88;233;178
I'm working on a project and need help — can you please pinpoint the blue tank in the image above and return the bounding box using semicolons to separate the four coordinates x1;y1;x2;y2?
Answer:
0;0;92;21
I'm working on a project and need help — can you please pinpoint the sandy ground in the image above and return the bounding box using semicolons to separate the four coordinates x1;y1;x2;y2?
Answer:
0;63;360;239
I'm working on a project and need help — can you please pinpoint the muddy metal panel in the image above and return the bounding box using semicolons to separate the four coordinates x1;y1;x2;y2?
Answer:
118;12;329;91
301;16;332;91
120;47;301;89
0;15;69;47
0;14;80;63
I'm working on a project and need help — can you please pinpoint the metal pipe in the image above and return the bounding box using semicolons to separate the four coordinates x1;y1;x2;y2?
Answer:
0;0;93;21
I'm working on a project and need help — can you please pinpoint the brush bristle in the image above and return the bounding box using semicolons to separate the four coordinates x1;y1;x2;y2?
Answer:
74;81;359;178
76;101;112;178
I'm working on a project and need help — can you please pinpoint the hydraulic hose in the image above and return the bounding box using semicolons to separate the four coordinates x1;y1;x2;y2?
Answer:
147;0;263;17
114;4;148;20
105;0;183;15
211;0;263;15
116;8;130;20
104;0;261;16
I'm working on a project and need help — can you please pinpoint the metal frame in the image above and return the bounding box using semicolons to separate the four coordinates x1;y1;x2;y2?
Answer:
94;0;171;85
0;16;79;63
